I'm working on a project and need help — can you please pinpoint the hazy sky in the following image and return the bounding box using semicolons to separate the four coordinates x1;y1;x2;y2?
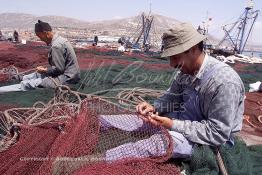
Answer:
1;0;262;44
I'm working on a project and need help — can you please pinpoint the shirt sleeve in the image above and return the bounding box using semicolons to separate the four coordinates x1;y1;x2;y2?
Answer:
171;83;242;146
154;79;183;115
46;46;66;77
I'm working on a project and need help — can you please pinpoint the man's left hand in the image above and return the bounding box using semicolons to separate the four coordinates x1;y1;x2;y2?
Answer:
145;113;174;129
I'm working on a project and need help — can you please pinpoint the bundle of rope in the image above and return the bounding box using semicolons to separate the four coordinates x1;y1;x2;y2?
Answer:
244;115;262;129
5;86;261;175
0;83;168;152
0;85;179;174
243;94;262;129
0;65;35;80
0;85;82;152
79;87;165;110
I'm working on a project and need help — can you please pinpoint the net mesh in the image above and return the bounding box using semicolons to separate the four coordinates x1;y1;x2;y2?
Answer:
244;92;262;129
0;98;180;175
0;43;261;174
182;138;262;175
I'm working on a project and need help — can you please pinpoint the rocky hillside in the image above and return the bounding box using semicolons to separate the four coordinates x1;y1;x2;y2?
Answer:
0;13;90;29
0;12;180;31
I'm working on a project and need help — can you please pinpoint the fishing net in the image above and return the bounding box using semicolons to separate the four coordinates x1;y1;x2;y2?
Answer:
0;44;262;174
182;138;262;175
181;91;262;175
0;87;180;175
244;92;262;129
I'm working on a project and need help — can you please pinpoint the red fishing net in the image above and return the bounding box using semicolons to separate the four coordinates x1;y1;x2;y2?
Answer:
0;99;180;174
244;92;262;128
239;92;262;145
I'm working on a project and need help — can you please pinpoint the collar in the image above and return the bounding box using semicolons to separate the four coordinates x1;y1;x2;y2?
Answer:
193;53;209;81
175;53;209;87
51;33;59;45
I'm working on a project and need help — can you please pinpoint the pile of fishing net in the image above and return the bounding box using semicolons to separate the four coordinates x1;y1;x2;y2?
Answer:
244;92;262;129
0;89;180;174
240;92;262;145
180;138;262;175
0;86;262;175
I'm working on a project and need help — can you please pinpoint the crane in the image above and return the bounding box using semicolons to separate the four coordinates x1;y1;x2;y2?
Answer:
217;0;260;54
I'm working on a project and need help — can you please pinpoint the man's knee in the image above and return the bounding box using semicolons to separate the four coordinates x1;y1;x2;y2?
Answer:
169;131;194;158
20;78;43;90
40;77;59;89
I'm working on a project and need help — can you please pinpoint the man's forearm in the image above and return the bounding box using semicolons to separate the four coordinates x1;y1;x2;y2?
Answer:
46;67;63;77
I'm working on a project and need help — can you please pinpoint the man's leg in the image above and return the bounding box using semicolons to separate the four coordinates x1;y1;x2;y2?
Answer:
0;83;24;93
22;72;44;81
98;114;166;162
20;78;43;90
0;78;43;92
39;75;67;89
19;72;46;90
99;114;146;132
169;131;194;158
104;130;193;162
105;133;168;162
0;72;44;93
100;112;193;162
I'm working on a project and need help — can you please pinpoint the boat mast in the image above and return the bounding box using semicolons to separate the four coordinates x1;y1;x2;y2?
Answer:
217;0;260;54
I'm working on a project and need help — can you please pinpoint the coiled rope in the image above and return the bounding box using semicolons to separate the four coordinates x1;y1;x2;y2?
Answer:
0;81;166;152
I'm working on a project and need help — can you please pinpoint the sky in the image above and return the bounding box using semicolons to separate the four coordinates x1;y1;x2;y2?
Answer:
0;0;262;44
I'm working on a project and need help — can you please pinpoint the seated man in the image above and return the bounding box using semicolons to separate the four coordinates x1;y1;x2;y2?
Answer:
0;20;80;92
52;23;245;171
102;22;245;161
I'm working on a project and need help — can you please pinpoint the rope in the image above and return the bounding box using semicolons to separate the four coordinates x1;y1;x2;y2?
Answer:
243;98;262;128
216;148;229;175
243;115;262;129
0;65;50;81
0;84;82;152
0;84;166;152
0;66;261;163
258;115;262;124
0;65;261;175
0;129;19;153
0;66;35;76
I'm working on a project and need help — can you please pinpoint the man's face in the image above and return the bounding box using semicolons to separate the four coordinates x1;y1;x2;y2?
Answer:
169;52;188;70
35;32;49;44
169;44;203;75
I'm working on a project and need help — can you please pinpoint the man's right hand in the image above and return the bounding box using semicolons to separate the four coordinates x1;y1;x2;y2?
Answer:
36;66;47;74
136;102;154;116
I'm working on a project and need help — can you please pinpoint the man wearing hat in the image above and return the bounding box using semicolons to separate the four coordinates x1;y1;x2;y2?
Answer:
0;20;80;93
21;20;80;89
81;23;245;162
52;23;245;166
134;22;245;158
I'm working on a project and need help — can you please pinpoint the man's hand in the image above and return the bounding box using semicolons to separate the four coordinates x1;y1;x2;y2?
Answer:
36;66;47;73
136;102;154;116
147;113;173;129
